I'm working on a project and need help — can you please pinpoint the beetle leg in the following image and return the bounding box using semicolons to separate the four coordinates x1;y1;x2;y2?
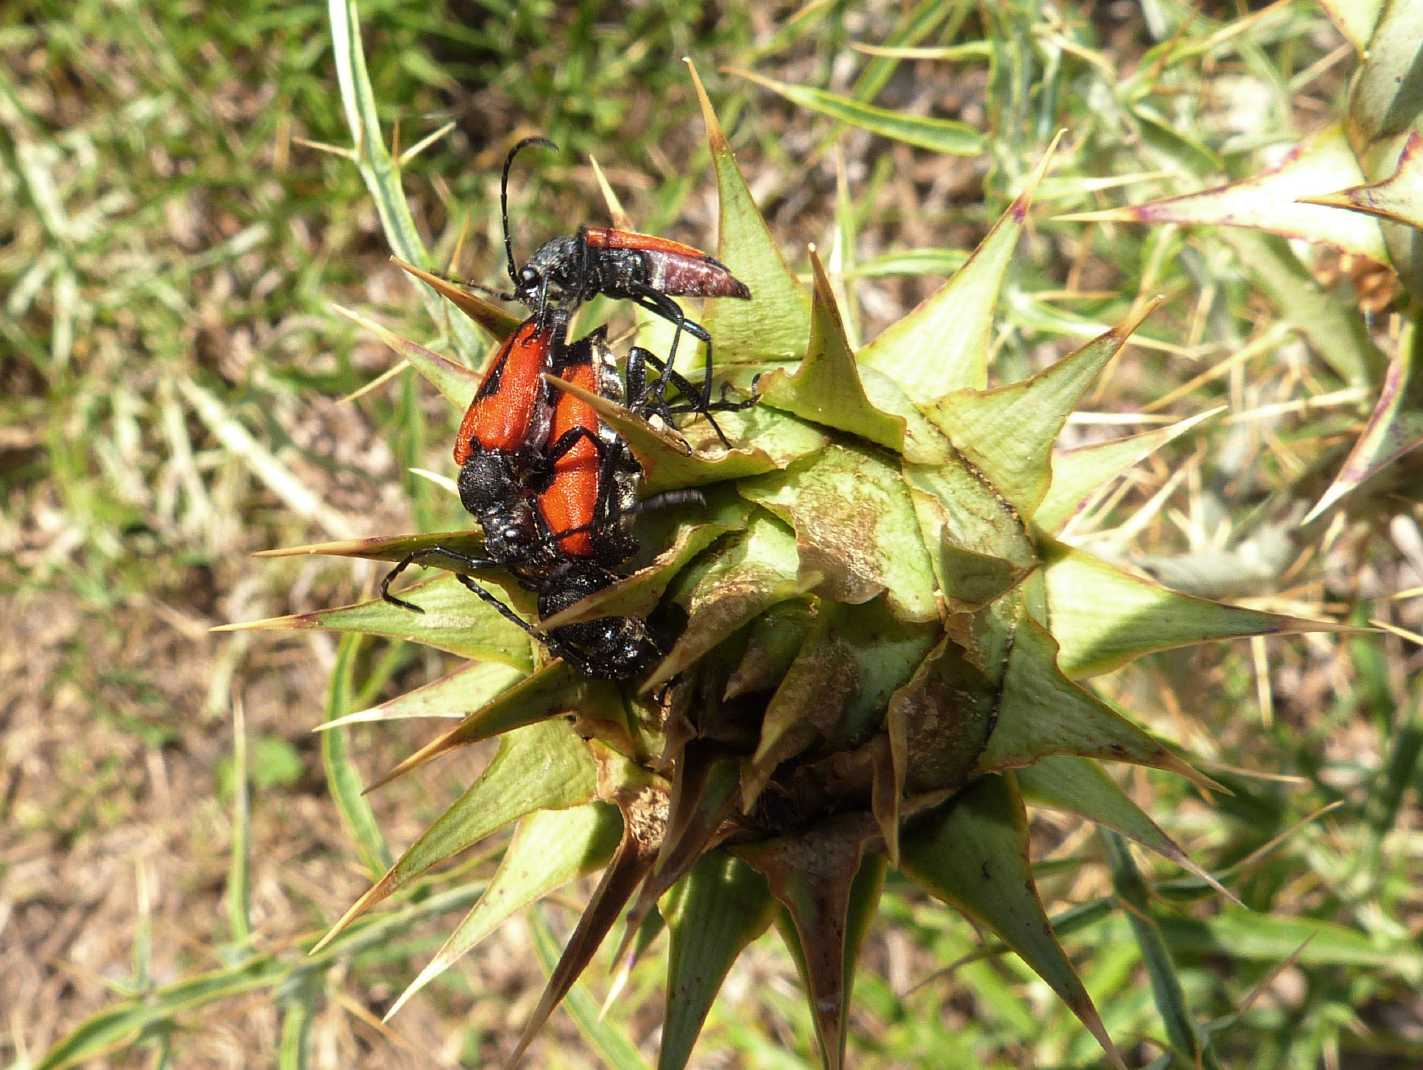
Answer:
626;488;707;516
635;285;716;414
623;285;691;409
623;337;736;449
536;275;553;326
382;544;551;644
623;283;743;440
543;426;607;467
381;545;505;614
451;573;546;639
625;344;649;416
594;437;638;538
622;344;676;426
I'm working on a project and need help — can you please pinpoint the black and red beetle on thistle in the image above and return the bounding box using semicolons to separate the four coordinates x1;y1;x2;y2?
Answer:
380;325;698;680
377;135;756;678
446;311;566;566
463;136;756;445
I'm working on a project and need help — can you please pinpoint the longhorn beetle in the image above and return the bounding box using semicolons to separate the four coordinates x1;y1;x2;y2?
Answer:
448;310;567;569
455;136;755;446
380;332;701;680
536;338;705;566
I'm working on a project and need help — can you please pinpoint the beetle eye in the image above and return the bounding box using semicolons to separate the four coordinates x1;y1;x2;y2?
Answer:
519;266;540;289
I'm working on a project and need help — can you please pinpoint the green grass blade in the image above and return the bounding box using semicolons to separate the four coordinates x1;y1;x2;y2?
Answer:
731;69;983;157
327;0;487;364
37;876;485;1069
1365;709;1423;874
226;700;252;945
1103;830;1220;1070
36;958;289;1070
529;907;653;1070
1155;910;1423;980
1219;229;1386;387
857;176;1031;398
848;0;965;104
276;983;317;1070
178;379;353;540
847;248;969;278
322;633;391;879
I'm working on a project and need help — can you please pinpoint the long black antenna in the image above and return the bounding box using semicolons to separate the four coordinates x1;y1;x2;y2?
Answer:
501;135;558;286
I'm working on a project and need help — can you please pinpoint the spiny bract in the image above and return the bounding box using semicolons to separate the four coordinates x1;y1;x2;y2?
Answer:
1058;0;1423;525
239;69;1345;1070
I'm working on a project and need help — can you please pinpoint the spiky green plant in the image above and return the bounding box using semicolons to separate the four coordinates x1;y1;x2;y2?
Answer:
219;40;1365;1063
1063;0;1423;524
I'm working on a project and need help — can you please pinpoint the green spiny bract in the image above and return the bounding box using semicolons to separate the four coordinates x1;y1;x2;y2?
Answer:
239;70;1346;1070
1059;0;1423;525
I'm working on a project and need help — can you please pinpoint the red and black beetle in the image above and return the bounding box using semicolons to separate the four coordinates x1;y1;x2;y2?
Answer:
380;330;697;681
535;339;705;566
465;136;755;445
448;310;567;567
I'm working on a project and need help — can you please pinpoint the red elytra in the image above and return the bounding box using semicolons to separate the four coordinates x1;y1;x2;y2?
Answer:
582;224;717;263
453;317;558;465
537;360;603;557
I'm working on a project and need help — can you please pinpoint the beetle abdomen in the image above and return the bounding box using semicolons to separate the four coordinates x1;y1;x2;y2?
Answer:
583;225;751;299
643;249;751;298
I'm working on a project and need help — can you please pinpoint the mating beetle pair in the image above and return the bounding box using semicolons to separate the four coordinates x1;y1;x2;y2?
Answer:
384;322;716;680
381;137;754;679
